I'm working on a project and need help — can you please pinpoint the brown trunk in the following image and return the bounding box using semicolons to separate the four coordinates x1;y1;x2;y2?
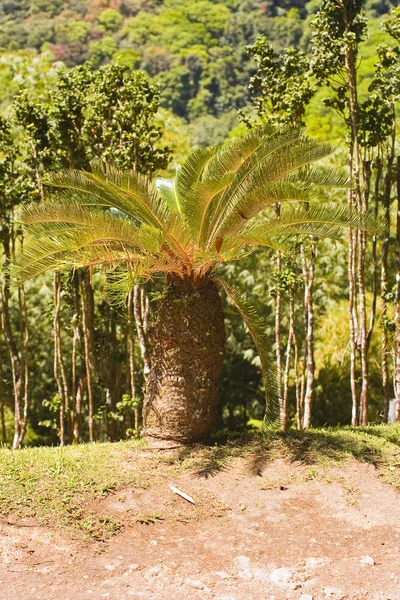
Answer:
394;157;400;419
302;244;315;429
127;289;139;436
53;273;65;445
143;277;225;446
1;224;28;450
133;285;152;382
81;270;96;442
349;226;358;426
345;40;366;426
294;329;302;430
282;289;295;431
275;252;283;428
358;228;369;425
381;153;393;422
0;350;6;445
72;272;82;442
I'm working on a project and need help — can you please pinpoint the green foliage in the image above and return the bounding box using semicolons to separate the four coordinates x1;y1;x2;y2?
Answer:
11;63;170;174
243;35;315;126
97;8;123;32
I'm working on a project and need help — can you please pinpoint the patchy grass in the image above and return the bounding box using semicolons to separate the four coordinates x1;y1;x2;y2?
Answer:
1;424;400;541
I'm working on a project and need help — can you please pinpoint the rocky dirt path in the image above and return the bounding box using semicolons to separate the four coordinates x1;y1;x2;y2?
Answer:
1;458;400;600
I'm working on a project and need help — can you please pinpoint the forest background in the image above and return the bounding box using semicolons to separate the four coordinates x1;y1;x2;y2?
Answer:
0;0;399;448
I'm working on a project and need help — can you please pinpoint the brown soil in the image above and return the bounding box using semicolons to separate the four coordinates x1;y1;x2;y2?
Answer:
1;456;400;600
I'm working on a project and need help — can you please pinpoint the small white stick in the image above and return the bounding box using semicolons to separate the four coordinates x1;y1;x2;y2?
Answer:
169;484;195;504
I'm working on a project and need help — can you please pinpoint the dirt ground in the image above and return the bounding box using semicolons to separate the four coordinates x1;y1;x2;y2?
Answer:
1;456;400;600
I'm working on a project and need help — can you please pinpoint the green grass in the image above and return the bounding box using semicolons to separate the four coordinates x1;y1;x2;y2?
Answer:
1;424;400;542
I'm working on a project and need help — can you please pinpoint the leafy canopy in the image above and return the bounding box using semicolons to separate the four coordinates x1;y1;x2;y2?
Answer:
13;124;380;288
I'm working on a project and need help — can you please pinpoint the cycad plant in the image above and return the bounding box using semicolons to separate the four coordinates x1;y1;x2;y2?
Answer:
13;126;380;445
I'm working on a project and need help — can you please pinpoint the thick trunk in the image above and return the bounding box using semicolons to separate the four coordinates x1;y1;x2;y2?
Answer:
143;277;225;446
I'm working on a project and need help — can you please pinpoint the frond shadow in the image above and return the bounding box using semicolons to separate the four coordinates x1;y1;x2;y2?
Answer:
192;446;231;479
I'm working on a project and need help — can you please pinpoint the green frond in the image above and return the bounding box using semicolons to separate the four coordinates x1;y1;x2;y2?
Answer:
104;253;186;305
156;177;181;214
45;163;166;230
189;173;236;245
20;200;163;250
176;146;218;211
237;203;385;244
200;124;278;185
177;126;301;246
214;278;279;427
287;165;352;188
221;233;298;258
12;203;166;284
215;180;312;239
208;135;334;243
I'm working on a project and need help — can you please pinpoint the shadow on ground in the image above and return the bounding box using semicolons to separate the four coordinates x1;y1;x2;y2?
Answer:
178;424;400;482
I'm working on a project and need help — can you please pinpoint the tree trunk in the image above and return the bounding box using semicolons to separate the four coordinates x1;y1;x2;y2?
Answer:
394;157;400;420
275;251;283;427
81;270;96;442
53;273;65;445
302;244;315;429
133;284;152;382
72;272;82;442
282;288;295;431
0;351;6;445
381;155;393;422
127;289;139;436
143;277;225;446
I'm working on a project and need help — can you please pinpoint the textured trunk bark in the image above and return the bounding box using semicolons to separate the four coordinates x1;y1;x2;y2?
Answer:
143;277;225;446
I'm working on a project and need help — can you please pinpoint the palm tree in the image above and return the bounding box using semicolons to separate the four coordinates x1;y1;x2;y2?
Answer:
12;126;380;446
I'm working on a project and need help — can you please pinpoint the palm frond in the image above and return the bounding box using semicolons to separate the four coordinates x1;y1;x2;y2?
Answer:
20;200;163;249
11;204;166;285
208;136;334;243
237;203;386;244
156;177;181;214
45;163;167;229
176;146;218;211
287;165;352;188
105;253;185;305
214;278;280;427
